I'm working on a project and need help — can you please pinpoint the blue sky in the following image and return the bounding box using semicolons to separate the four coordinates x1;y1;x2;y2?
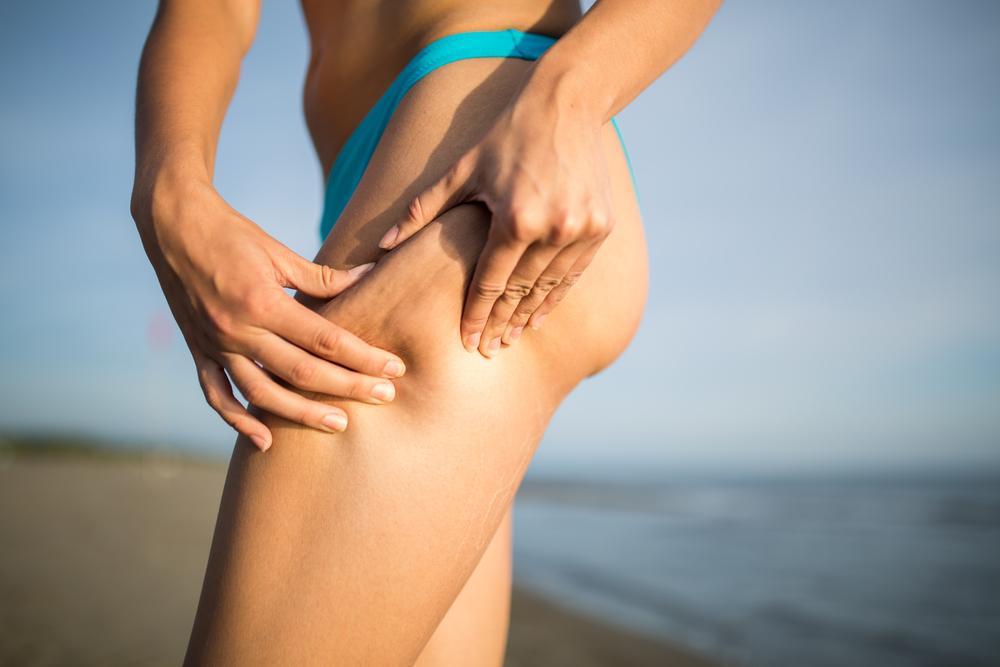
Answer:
1;1;998;473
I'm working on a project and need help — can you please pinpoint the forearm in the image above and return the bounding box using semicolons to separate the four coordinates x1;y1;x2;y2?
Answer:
522;0;722;123
131;0;260;212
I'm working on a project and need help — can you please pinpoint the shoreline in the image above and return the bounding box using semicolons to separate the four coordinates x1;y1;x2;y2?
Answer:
0;444;717;666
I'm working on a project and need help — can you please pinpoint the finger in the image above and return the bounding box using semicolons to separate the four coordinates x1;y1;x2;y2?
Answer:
194;352;272;450
503;241;586;343
379;154;475;250
271;298;406;378
462;229;530;357
479;241;562;351
225;354;351;434
281;253;376;299
247;332;397;404
528;238;604;331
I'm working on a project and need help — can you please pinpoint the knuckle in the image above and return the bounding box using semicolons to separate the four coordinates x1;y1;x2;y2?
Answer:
509;312;530;327
510;301;534;320
198;368;220;400
502;278;534;301
242;382;270;407
590;209;613;236
405;195;424;225
196;365;213;389
444;160;465;189
549;215;580;245
204;306;235;339
473;281;506;302
200;381;221;409
319;264;341;291
507;207;544;242
243;290;278;322
562;269;584;287
549;211;573;240
535;274;562;292
288;360;318;387
463;313;489;329
218;408;240;429
548;229;570;245
314;327;343;357
294;403;314;425
288;406;312;427
344;380;367;401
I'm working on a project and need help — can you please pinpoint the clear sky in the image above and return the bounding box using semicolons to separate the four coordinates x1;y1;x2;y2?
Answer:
1;1;998;474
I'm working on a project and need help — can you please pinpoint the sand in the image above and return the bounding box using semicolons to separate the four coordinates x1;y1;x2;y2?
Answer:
0;447;716;666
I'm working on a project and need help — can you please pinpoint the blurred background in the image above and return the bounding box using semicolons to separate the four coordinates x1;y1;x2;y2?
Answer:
1;1;998;665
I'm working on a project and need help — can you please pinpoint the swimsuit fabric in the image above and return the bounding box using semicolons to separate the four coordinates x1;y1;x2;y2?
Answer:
319;28;639;239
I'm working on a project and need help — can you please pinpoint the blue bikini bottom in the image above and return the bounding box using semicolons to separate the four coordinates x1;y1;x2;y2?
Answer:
319;28;638;240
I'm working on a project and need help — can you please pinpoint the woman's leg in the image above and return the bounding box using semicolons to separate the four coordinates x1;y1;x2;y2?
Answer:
185;208;563;666
412;508;512;667
185;56;647;665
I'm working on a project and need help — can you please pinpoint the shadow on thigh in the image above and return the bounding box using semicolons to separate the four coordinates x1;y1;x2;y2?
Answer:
186;205;576;666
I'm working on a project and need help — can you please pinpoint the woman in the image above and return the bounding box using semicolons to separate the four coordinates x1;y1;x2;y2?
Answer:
131;0;720;663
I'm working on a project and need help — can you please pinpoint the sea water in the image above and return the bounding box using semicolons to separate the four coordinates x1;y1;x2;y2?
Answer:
512;473;1000;666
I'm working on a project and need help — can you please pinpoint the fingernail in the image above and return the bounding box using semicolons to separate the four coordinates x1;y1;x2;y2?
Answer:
383;358;405;377
349;261;376;278
510;326;524;341
322;413;348;431
371;382;395;401
486;336;501;356
530;313;548;330
378;225;399;249
464;331;481;352
250;434;270;451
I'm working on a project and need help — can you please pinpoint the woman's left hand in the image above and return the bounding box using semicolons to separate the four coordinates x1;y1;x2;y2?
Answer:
376;78;616;358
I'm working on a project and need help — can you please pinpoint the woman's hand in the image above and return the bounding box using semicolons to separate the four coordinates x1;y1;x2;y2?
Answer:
132;176;406;451
376;72;616;358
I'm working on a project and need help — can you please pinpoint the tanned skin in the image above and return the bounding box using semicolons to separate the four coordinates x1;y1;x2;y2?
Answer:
131;1;721;663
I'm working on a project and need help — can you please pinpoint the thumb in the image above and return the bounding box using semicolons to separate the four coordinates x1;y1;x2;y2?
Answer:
281;252;375;299
378;154;475;250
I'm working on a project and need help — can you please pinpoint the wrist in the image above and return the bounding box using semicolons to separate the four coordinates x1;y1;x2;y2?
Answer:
131;154;213;232
518;48;612;126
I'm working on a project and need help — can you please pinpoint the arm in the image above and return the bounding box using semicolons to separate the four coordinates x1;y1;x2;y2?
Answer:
378;0;722;357
131;0;406;450
525;0;722;125
132;0;258;198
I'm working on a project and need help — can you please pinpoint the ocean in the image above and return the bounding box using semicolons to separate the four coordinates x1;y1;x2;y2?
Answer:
512;472;1000;666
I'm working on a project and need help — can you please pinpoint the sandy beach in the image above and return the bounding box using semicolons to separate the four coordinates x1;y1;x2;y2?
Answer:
0;445;715;666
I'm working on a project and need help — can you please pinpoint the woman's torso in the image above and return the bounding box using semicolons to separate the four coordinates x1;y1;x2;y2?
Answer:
300;0;583;174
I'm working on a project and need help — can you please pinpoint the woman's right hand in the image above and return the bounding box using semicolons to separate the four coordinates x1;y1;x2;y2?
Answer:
131;175;406;451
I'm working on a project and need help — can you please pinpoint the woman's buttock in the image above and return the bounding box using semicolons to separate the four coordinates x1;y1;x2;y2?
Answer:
312;56;649;400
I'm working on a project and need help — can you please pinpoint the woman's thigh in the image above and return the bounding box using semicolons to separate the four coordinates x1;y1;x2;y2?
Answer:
412;508;512;667
185;58;647;665
188;209;566;666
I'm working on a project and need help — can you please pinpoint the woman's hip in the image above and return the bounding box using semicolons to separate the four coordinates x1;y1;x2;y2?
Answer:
312;54;648;392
